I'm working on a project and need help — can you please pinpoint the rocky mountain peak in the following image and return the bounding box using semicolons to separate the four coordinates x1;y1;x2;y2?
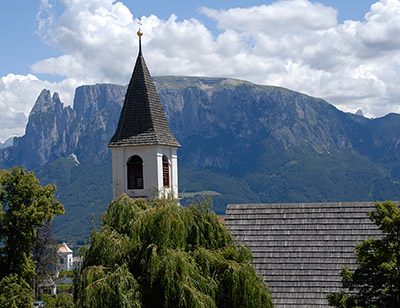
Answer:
30;89;63;116
0;77;399;188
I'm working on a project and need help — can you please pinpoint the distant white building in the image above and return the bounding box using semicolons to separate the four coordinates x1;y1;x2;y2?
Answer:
38;274;57;296
56;242;73;276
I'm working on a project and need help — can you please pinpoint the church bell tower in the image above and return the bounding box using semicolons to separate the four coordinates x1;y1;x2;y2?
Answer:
108;29;180;199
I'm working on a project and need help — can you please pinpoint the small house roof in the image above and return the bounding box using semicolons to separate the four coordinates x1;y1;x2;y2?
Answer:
39;274;56;288
57;242;73;254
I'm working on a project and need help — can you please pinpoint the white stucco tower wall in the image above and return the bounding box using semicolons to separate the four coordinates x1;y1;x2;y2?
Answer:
111;145;178;199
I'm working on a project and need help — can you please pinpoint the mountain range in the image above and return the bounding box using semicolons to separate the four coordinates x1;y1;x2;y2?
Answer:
0;137;13;150
1;77;400;242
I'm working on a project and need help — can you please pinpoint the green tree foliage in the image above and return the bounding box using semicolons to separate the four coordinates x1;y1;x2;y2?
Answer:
0;274;33;308
0;166;64;305
327;201;400;308
74;195;273;308
40;292;75;308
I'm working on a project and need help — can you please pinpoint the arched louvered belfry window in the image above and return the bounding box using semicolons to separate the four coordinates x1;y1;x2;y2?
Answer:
162;155;170;188
127;155;143;189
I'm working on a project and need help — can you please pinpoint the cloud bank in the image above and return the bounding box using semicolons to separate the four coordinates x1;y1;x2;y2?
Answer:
1;0;400;141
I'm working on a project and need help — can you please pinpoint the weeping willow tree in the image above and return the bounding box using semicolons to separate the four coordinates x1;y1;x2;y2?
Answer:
74;195;273;308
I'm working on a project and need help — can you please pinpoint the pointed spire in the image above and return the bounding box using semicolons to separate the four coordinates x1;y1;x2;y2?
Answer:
108;30;180;148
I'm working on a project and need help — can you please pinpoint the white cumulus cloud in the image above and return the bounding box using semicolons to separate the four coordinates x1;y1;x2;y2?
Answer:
200;0;338;34
1;0;400;142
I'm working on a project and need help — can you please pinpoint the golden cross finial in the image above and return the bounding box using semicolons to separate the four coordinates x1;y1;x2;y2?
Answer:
137;16;143;53
137;16;143;37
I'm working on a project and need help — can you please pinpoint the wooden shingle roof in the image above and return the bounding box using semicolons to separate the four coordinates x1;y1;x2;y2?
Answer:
225;201;399;308
108;44;180;148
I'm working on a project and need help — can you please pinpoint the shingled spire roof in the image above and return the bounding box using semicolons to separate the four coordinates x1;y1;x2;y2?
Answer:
108;32;180;148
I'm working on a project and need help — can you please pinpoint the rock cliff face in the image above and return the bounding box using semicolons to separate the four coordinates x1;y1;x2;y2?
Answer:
2;77;399;174
155;77;400;177
2;90;75;168
156;77;358;170
354;113;400;162
1;77;400;239
1;84;126;169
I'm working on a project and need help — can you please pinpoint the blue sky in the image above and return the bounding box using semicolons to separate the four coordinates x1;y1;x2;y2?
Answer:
0;0;398;142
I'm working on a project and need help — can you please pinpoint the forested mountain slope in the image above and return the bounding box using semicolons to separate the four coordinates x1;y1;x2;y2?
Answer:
1;77;399;241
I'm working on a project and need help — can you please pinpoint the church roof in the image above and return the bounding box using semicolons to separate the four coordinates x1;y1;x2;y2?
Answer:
57;242;73;254
225;201;399;308
108;36;180;148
